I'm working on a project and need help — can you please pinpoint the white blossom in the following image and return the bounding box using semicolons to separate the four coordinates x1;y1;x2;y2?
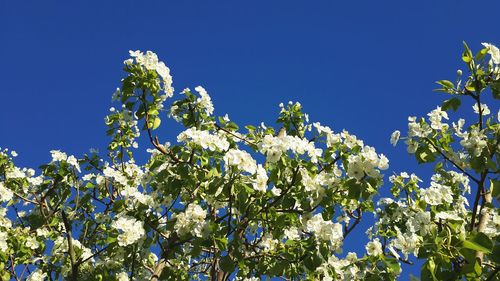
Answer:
365;238;383;256
482;42;500;64
174;204;207;238
253;165;268;192
305;214;343;247
112;215;145;246
26;236;40;250
177;128;229;152
224;149;257;174
195;86;214;115
390;130;400;146
50;150;67;162
0;182;13;203
427;106;449;131
472;103;490;115
284;226;301;240
391;228;421;260
27;269;47;281
420;181;453;206
0;231;8;252
116;272;130;281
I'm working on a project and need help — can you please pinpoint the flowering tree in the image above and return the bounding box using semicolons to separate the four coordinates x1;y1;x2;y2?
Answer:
0;43;498;281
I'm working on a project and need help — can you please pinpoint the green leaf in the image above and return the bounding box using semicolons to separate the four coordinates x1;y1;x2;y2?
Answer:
489;244;500;264
421;259;437;281
462;41;473;65
491;80;500;100
219;255;235;272
436;80;454;89
475;48;488;61
441;98;461;112
492;179;500;203
303;252;323;271
215;237;228;251
415;146;436;164
345;178;362;199
147;108;159;116
153;117;161;130
462;232;493;254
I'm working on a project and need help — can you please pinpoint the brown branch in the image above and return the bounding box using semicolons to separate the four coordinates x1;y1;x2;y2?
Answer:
151;258;169;281
9;255;19;281
343;208;362;240
424;138;480;184
61;210;78;281
214;123;256;146
75;245;109;267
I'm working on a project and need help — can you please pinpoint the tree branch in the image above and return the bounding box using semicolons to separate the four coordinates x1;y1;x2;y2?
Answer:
61;210;78;281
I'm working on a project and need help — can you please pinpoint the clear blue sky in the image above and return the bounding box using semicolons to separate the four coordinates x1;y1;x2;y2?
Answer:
1;0;499;279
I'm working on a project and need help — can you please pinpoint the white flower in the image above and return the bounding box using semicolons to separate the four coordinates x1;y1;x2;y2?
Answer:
406;211;431;236
305;214;343;247
391;228;421;260
420;181;453;206
6;166;25;179
111;215;145;246
253;165;268;192
365;238;383;256
435;211;462;221
258;233;278;252
36;228;50;238
482;42;500;64
174;204;207;237
0;231;8;252
116;272;130;281
378;154;389;170
390;130;400;146
239;278;260;281
66;155;81;173
10;151;17;157
347;156;365;180
407;116;432;138
177;128;229;152
427;106;449;131
0;182;13;203
156;62;174;97
258;133;322;163
27;269;47;281
270;186;281;196
128;50;174;97
224;149;257;174
460;127;487;157
284;226;301;240
26;236;39;250
50;150;67;162
195;86;214;115
472;103;490;115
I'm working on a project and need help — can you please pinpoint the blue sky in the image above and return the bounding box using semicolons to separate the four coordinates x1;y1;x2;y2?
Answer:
1;0;499;279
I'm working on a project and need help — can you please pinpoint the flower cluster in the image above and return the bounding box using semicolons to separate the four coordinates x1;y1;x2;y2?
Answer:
174;204;208;237
50;150;81;172
304;214;343;248
1;43;498;280
346;145;389;180
224;148;257;174
258;132;323;163
127;50;174;97
111;215;145;246
177;127;230;151
195;86;214;115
